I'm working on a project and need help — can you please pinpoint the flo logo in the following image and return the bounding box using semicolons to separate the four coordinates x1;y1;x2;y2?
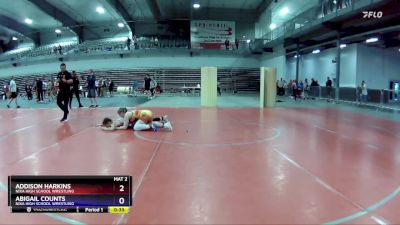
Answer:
362;11;383;18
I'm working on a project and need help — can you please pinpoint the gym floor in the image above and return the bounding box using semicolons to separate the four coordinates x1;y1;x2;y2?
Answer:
0;95;399;224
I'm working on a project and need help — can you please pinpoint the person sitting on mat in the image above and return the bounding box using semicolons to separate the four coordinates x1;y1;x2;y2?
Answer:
99;107;172;131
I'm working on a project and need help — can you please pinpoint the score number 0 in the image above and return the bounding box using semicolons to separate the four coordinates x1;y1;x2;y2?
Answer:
119;185;125;204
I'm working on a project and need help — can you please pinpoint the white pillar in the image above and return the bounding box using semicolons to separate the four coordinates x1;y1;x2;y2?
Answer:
201;67;218;107
260;67;277;108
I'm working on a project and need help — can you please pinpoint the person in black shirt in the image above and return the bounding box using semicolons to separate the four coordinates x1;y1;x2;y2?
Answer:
144;74;151;97
326;76;333;102
57;63;73;122
127;37;131;50
25;83;33;100
109;80;114;97
69;70;83;109
36;78;43;102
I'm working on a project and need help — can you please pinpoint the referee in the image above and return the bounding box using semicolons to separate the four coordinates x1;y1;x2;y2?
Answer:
57;63;73;122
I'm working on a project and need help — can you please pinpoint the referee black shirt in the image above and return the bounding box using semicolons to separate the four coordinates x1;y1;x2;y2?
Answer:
57;71;72;95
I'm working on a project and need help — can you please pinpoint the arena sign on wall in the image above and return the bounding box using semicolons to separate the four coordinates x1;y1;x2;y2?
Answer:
190;20;235;49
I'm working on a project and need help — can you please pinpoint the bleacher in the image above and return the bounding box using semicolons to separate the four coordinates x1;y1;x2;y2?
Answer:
0;68;260;97
76;39;126;53
0;48;32;62
26;43;77;58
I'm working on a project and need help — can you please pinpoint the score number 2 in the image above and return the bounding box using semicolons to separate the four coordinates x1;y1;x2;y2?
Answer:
119;185;125;205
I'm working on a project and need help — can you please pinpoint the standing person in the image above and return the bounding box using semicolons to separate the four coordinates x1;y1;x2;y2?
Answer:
57;63;73;122
109;80;114;97
144;74;151;97
6;76;20;108
3;82;9;100
133;35;138;49
36;78;43;102
47;79;54;101
361;80;368;103
154;36;159;48
102;78;108;97
225;39;230;50
217;80;222;96
304;78;310;99
126;37;131;50
87;69;99;108
292;81;298;101
69;71;84;108
58;44;62;55
235;38;240;50
42;78;48;102
277;78;284;96
25;83;33;100
54;78;59;96
326;77;333;102
150;77;157;99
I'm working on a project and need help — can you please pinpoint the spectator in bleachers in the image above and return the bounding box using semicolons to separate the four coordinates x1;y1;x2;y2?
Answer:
109;79;114;97
36;77;44;103
87;69;99;108
127;37;131;50
6;76;20;108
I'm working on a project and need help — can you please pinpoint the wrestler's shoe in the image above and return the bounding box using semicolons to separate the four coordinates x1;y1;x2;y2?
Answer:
164;122;173;131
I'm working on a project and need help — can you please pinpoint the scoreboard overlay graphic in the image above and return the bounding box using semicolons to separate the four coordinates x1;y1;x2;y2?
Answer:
8;176;132;213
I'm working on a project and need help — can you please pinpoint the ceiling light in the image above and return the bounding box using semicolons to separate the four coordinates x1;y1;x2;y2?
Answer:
55;29;62;34
118;23;124;28
193;3;200;9
12;37;18;41
246;39;251;43
269;23;276;30
280;7;289;16
24;18;33;24
96;6;105;14
366;37;378;43
242;35;246;38
340;44;346;48
312;49;320;54
294;54;300;58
